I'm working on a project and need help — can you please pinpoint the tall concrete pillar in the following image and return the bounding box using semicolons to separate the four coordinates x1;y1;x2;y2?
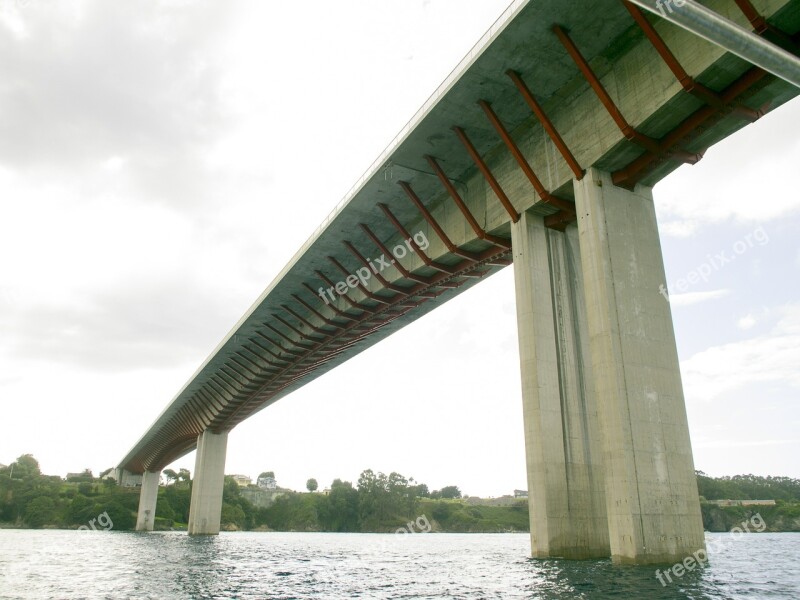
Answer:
135;470;160;532
574;168;705;564
512;210;609;559
187;430;228;535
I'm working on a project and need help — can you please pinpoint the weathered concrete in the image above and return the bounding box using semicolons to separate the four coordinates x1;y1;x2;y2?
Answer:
574;168;705;564
116;468;142;488
135;471;160;532
187;430;228;535
512;211;609;558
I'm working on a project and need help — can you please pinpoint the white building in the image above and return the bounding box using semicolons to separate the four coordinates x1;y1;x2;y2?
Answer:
230;474;252;487
257;475;277;490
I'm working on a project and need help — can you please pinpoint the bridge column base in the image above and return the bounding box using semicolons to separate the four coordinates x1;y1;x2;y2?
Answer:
188;430;228;535
512;210;610;559
135;471;160;532
573;168;705;564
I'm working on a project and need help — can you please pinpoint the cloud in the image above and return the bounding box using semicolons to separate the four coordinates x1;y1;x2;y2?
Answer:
655;100;800;233
681;304;800;401
0;0;237;206
660;219;700;238
736;307;771;331
670;289;730;307
0;273;242;371
737;314;757;330
695;439;799;449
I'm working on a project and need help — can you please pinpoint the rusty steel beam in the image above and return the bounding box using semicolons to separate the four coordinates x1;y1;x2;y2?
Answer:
217;368;249;393
623;1;763;121
226;359;260;384
265;322;314;350
425;155;512;249
283;307;332;338
273;314;325;344
628;0;800;87
342;240;409;294
283;304;336;337
344;240;439;300
301;282;361;322
452;126;520;223
208;376;238;400
234;351;270;374
507;70;584;180
315;270;377;314
250;334;291;361
359;223;436;284
613;66;769;186
196;387;225;413
553;24;678;156
327;256;396;306
733;0;799;53
735;0;769;33
292;293;347;329
396;182;482;262
255;331;304;359
477;100;576;214
239;346;280;372
377;202;462;275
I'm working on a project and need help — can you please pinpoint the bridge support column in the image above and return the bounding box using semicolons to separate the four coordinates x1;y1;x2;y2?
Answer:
188;430;228;535
115;468;142;488
512;210;610;559
573;168;705;564
135;471;160;532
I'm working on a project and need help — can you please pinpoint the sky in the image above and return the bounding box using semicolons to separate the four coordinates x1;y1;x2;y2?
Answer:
0;0;797;497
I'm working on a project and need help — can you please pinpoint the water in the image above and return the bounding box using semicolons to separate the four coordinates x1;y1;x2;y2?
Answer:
0;531;798;599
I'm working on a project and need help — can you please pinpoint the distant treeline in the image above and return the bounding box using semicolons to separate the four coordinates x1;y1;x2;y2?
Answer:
2;456;799;532
695;471;800;502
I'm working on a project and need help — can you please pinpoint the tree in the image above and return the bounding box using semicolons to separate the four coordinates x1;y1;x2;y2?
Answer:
413;483;430;498
259;471;275;480
104;501;135;530
24;496;56;528
178;468;191;485
320;480;359;531
11;454;41;479
163;469;179;485
306;478;318;493
439;486;461;499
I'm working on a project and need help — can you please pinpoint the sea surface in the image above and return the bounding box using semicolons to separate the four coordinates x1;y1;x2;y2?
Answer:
0;530;798;599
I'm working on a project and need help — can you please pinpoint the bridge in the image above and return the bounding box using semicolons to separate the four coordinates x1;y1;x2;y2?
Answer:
116;0;800;564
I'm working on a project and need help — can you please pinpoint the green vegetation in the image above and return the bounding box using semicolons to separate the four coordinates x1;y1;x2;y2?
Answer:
3;456;799;533
216;471;511;533
696;471;800;501
0;455;137;530
696;471;800;532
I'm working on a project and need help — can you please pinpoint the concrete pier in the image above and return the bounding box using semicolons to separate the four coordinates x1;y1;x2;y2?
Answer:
135;470;160;532
574;168;705;564
512;211;610;559
187;430;228;535
513;170;705;563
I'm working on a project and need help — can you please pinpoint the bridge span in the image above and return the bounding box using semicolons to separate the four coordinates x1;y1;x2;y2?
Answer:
116;0;800;564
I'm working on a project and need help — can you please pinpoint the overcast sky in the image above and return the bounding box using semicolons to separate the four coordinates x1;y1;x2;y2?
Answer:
1;0;798;497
